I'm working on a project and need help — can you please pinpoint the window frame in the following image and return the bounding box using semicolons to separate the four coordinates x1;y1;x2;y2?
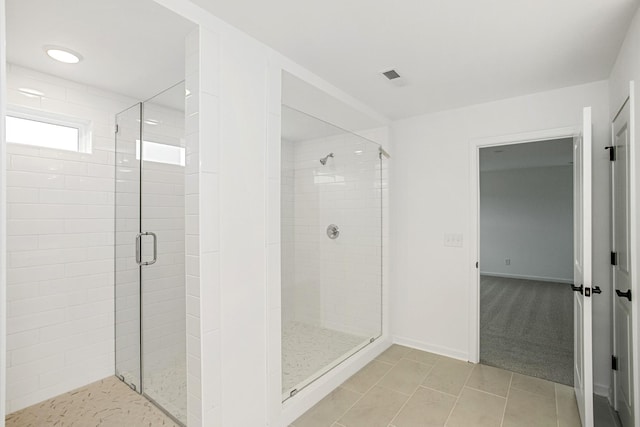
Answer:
6;105;92;153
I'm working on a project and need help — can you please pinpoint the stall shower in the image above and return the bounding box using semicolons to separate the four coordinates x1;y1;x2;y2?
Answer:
115;82;187;424
281;105;384;399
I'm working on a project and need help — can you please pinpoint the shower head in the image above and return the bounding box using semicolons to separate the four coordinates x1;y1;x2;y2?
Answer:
319;152;334;165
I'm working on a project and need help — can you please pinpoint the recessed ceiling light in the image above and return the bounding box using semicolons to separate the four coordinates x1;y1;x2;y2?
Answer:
18;88;45;98
44;46;82;64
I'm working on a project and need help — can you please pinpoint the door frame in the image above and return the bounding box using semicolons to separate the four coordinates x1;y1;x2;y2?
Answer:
468;125;580;363
611;81;640;424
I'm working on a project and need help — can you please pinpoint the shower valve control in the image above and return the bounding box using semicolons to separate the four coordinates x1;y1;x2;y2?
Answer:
327;224;340;240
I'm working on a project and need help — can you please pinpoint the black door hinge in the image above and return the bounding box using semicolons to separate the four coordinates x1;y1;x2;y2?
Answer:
475;261;478;269
612;355;618;371
605;146;616;161
611;252;618;266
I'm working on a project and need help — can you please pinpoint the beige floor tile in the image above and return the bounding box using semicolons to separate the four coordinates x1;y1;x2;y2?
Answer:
338;386;409;427
510;373;556;400
465;364;512;397
502;387;557;427
292;387;362;427
341;360;394;394
391;386;456;427
556;384;581;427
421;358;473;396
376;345;412;364
378;359;433;395
446;387;506;427
403;348;441;366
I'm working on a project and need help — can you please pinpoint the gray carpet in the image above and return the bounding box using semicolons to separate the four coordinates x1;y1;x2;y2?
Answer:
480;275;574;386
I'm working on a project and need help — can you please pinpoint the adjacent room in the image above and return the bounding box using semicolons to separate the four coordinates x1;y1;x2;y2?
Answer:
479;138;574;385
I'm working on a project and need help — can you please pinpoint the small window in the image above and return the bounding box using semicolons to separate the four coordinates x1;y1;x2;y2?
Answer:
5;106;91;152
136;140;185;166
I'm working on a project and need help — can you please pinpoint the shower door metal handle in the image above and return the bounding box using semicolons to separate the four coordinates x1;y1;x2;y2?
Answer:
135;232;158;266
135;233;142;265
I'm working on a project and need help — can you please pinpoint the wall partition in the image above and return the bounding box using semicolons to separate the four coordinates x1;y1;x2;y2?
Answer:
115;82;187;424
281;105;383;399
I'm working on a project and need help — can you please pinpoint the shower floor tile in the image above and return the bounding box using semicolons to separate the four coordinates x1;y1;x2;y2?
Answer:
144;355;187;424
282;321;368;394
5;376;180;427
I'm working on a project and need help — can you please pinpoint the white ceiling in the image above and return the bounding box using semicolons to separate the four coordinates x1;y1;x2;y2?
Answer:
192;0;638;119
6;0;195;102
479;138;574;172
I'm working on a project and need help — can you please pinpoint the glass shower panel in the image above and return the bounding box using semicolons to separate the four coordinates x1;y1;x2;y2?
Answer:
115;103;142;391
281;106;383;399
140;83;187;424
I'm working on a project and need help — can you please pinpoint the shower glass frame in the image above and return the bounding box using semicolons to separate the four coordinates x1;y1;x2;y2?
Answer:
280;105;384;402
115;81;187;426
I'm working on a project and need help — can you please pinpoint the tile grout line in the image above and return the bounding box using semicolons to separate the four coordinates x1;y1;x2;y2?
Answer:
332;350;407;425
442;362;475;426
464;384;511;400
385;364;435;426
499;372;513;427
418;384;459;399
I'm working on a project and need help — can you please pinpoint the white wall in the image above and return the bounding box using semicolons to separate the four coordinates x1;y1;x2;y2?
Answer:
480;165;573;282
608;3;640;413
391;80;612;393
4;64;134;412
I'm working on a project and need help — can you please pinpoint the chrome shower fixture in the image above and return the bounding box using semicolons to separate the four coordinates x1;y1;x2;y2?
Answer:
319;152;334;165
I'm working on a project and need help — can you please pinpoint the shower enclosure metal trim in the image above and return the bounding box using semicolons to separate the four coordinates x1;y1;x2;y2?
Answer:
280;104;386;402
115;81;187;426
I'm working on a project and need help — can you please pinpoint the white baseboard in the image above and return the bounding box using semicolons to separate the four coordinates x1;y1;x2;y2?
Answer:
480;271;573;284
393;335;469;362
594;382;611;398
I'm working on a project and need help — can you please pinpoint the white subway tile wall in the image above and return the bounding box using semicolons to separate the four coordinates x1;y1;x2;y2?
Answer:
281;132;383;339
5;64;135;413
281;139;295;324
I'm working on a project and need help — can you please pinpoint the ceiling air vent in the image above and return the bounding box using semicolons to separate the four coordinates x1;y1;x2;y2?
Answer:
381;69;407;87
382;69;401;80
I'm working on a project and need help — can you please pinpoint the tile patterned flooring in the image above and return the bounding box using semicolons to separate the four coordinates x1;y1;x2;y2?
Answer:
5;344;617;427
291;344;583;427
5;376;179;427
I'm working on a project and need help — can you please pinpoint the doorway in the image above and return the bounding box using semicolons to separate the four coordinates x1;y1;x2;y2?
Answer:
478;138;575;385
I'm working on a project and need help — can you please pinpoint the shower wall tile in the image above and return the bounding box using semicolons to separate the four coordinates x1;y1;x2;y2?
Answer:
4;64;136;414
282;132;384;338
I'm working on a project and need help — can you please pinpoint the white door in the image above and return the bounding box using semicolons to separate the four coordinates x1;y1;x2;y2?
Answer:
612;98;634;427
573;107;594;427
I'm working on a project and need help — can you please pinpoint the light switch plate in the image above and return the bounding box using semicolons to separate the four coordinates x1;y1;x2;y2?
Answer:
444;233;463;247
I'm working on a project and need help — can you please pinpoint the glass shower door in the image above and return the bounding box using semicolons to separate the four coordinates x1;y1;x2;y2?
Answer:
115;83;186;425
115;103;142;392
281;105;383;400
140;83;187;424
